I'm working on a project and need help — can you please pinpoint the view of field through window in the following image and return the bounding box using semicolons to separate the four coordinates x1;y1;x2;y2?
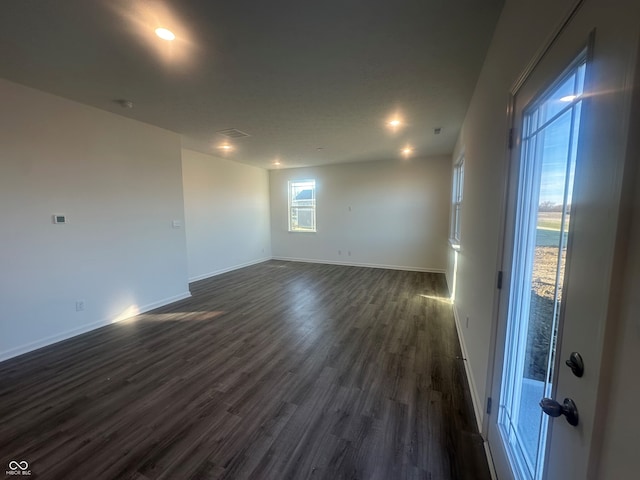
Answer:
526;208;569;382
523;63;583;385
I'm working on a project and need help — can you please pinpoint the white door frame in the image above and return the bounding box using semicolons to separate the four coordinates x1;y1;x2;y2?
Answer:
482;0;587;441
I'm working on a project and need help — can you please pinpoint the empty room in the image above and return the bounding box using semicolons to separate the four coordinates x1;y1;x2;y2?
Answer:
1;1;640;479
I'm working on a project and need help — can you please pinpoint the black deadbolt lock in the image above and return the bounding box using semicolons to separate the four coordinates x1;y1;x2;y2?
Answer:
565;352;584;377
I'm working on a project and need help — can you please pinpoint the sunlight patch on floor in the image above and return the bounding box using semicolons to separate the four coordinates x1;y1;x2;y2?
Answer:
419;294;453;305
112;305;141;323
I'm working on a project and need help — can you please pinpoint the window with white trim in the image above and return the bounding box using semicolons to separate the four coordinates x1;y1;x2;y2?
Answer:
288;179;316;232
450;157;464;248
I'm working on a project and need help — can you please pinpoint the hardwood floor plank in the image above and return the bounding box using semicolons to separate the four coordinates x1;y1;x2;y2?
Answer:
0;261;490;479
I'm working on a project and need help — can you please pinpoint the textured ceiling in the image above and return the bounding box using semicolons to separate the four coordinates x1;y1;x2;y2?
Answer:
0;0;504;169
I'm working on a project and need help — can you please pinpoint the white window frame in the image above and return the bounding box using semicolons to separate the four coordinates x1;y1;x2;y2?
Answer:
450;155;464;249
288;179;316;233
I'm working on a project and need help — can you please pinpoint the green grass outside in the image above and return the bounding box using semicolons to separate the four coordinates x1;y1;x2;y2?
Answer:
537;212;569;231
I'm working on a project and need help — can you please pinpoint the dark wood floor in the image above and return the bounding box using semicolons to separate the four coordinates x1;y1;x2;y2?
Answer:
0;261;490;480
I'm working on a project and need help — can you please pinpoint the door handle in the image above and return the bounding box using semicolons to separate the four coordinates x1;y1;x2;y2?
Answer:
540;397;579;426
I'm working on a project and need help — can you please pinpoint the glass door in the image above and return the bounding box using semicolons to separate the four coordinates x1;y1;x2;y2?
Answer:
497;56;586;480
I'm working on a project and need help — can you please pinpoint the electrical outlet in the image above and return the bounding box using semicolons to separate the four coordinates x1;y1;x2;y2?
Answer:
338;250;342;255
466;316;470;328
76;300;85;312
348;251;351;256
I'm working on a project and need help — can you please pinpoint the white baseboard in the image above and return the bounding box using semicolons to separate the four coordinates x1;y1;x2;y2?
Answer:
452;303;484;434
452;302;497;478
272;256;446;274
484;439;498;480
137;291;193;313
188;257;272;282
0;291;192;363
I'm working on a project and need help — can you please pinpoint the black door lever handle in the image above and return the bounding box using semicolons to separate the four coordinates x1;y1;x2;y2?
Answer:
540;397;579;426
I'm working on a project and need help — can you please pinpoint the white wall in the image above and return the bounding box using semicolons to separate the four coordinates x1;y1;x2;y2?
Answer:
594;36;640;478
270;157;451;272
596;166;640;478
0;79;190;361
182;149;271;281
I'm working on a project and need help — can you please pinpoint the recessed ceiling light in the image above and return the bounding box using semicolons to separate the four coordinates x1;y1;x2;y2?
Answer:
401;146;414;157
155;27;175;41
273;160;281;166
560;95;577;102
387;117;404;131
217;144;233;151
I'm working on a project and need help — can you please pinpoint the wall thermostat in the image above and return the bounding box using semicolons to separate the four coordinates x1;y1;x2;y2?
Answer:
53;214;67;224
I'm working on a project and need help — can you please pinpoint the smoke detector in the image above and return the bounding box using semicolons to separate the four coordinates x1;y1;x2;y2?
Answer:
116;99;134;109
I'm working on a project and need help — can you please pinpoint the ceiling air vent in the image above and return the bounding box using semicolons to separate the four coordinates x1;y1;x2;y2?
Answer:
217;128;250;139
